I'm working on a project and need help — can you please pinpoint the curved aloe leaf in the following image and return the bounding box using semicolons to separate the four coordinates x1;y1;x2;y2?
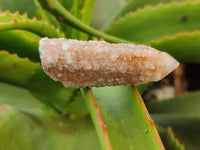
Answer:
0;11;64;38
115;0;198;20
67;0;84;39
0;0;36;17
0;82;88;118
0;105;48;150
158;126;184;150
0;104;33;149
159;126;185;150
149;31;200;63
147;92;200;150
64;89;89;118
0;105;100;150
147;91;200;115
35;0;73;37
81;86;164;150
38;0;130;43
0;82;41;111
57;0;74;11
0;51;75;113
66;0;95;40
105;1;200;43
153;115;200;150
0;30;40;62
79;0;96;40
35;0;62;29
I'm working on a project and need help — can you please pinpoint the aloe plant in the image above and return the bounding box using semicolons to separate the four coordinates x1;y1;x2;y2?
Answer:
0;0;199;149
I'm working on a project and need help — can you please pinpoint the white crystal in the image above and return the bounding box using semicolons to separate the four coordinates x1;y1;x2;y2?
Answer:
62;43;70;50
86;64;92;70
39;38;179;88
57;73;62;77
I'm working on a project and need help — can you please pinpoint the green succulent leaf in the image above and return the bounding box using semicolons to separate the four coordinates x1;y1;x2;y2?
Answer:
0;30;40;62
153;115;200;150
0;82;42;111
35;0;63;29
149;31;200;63
0;11;64;38
67;0;85;39
0;105;46;150
0;0;37;17
147;91;200;115
38;0;130;43
35;0;76;37
66;0;96;41
79;0;96;40
58;0;74;11
158;126;185;150
81;86;164;150
64;89;89;118
0;51;76;114
105;1;200;44
115;0;198;20
147;92;200;150
0;105;100;150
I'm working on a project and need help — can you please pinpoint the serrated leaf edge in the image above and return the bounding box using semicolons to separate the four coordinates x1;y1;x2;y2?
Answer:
0;10;65;38
109;1;200;31
148;30;200;45
133;86;165;150
0;50;41;66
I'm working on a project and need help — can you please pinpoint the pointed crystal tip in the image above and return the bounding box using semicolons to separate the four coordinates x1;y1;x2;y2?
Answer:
154;52;180;81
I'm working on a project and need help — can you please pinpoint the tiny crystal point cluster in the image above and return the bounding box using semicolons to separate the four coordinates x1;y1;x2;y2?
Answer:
39;38;179;88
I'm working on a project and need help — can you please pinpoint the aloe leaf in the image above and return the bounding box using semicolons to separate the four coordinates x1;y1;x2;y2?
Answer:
0;30;40;62
81;86;164;150
153;115;200;150
0;11;64;38
0;0;36;17
64;89;89;118
35;0;74;36
105;1;200;43
68;0;84;39
0;82;42;111
0;51;76;114
43;115;101;150
0;105;100;150
116;0;198;19
0;105;44;150
0;81;88;118
147;91;200;115
79;0;96;40
37;0;130;43
147;92;200;149
58;0;74;11
68;0;95;40
91;0;131;30
35;0;74;37
158;126;185;150
149;31;200;63
35;0;62;29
